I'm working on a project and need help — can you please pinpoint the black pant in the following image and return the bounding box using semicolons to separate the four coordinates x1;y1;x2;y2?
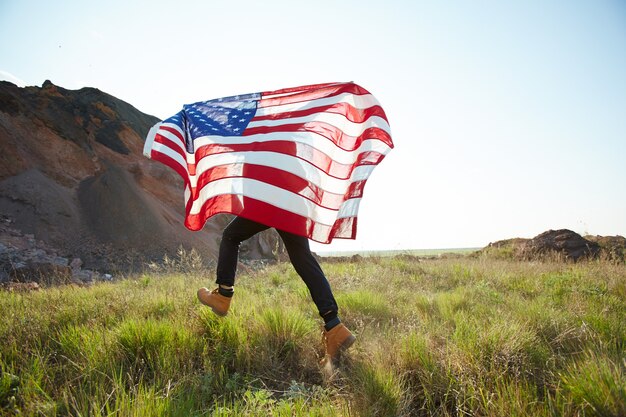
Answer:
216;216;338;318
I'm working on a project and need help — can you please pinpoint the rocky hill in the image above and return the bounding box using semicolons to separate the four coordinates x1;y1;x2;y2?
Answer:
0;80;280;280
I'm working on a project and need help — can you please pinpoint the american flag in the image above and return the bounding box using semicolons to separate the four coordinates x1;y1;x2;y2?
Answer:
143;82;393;243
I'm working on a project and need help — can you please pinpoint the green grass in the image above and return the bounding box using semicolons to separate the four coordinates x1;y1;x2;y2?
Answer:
1;257;625;416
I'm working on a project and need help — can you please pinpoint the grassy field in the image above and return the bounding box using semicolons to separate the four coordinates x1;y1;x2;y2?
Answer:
314;248;480;258
1;256;625;416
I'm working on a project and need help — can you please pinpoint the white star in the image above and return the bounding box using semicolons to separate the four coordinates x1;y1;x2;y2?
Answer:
239;119;245;123
234;128;240;132
226;124;232;128
244;111;251;115
232;115;238;119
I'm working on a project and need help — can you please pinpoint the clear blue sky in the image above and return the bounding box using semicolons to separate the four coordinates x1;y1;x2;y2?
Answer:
1;0;625;251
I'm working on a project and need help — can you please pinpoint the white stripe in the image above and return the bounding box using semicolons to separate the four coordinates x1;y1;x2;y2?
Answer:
192;151;375;192
188;177;361;225
192;132;392;164
184;185;191;207
143;122;161;159
339;198;361;218
247;113;391;137
256;93;381;116
157;129;185;152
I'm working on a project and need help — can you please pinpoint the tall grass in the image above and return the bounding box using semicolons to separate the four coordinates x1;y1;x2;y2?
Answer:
0;257;624;416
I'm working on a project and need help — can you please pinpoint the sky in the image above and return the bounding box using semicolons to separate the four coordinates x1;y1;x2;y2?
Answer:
1;0;625;252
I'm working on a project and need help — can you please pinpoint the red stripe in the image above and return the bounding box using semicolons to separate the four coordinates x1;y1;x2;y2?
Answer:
150;150;196;213
253;102;389;125
154;133;197;175
155;133;185;160
243;122;394;150
160;125;184;143
185;194;357;243
259;83;370;109
262;82;345;96
151;150;189;188
189;162;367;210
190;140;386;180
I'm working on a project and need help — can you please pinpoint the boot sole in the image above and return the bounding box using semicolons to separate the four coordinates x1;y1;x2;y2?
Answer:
211;308;228;317
339;334;356;353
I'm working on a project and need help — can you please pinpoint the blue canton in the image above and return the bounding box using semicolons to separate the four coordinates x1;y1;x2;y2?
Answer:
165;92;260;154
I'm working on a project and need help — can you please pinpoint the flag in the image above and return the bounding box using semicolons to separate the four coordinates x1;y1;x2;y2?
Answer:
143;82;393;244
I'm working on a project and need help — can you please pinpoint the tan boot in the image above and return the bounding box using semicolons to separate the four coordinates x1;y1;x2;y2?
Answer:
323;323;356;360
197;287;231;316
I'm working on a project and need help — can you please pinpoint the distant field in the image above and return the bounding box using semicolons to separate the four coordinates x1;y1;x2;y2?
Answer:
315;247;481;257
1;257;624;416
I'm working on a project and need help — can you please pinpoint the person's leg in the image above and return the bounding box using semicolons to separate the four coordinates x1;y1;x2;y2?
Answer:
198;217;269;315
276;229;355;361
276;229;340;328
216;216;269;287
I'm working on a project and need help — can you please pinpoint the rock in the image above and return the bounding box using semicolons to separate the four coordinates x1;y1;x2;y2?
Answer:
70;257;83;270
522;229;600;261
0;221;117;286
52;256;69;267
72;269;94;282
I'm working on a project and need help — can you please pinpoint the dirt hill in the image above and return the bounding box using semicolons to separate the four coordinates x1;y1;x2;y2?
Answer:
0;80;280;274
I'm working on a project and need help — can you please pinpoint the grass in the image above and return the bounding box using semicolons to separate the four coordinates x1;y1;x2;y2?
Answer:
0;257;625;416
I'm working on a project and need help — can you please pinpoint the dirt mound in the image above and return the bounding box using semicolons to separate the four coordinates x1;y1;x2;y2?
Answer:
522;229;599;261
77;163;180;258
481;229;623;262
0;80;281;273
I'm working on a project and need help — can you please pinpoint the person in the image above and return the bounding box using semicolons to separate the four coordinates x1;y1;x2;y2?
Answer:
197;216;355;362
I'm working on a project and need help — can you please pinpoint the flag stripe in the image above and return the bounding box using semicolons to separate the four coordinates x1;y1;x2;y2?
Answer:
184;194;358;243
188;176;361;224
258;83;369;108
150;145;370;210
192;163;367;210
253;102;387;126
189;141;387;180
243;122;393;150
154;131;389;179
247;113;390;137
191;151;375;193
159;128;392;167
255;92;384;118
152;131;383;192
